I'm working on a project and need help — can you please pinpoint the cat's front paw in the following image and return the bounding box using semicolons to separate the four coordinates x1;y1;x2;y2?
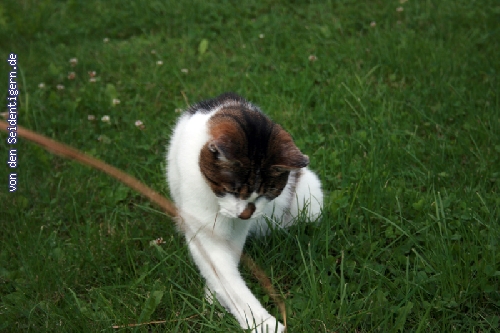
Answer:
248;316;285;333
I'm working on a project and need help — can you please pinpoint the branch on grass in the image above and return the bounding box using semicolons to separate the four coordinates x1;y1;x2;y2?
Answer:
0;120;287;330
112;320;166;328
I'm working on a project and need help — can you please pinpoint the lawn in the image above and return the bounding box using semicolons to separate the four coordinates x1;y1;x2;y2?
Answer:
1;0;499;332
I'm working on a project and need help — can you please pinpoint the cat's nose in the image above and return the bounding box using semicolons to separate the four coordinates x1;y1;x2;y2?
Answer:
238;202;256;220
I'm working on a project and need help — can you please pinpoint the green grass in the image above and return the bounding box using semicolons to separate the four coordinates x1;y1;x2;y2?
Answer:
1;0;499;332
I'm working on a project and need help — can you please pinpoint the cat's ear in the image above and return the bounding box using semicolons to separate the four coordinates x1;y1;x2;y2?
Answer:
208;139;231;162
272;148;309;171
271;128;310;171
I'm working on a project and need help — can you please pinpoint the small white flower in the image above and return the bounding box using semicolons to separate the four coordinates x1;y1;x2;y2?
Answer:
56;84;65;90
69;58;78;66
135;120;145;129
308;55;318;62
88;115;96;121
150;237;165;246
103;37;110;43
112;98;121;105
89;77;97;83
67;72;76;80
181;68;189;73
101;115;110;122
370;21;377;27
259;33;265;39
88;71;96;78
38;82;45;88
174;108;183;113
396;6;404;12
156;60;163;66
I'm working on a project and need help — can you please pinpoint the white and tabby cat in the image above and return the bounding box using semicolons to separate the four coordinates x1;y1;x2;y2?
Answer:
167;93;323;332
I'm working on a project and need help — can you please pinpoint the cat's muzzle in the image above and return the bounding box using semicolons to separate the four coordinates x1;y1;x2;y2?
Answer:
238;202;256;220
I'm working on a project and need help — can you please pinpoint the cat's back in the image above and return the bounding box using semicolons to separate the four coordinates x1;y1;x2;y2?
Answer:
185;92;255;115
169;92;272;161
171;92;261;140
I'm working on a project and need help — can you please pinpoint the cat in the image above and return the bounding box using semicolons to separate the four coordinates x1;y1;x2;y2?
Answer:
166;92;323;332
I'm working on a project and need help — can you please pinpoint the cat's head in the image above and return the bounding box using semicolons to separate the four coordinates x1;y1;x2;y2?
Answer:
199;98;308;220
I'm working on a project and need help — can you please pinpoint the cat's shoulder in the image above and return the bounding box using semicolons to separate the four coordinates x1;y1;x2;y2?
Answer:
186;92;262;115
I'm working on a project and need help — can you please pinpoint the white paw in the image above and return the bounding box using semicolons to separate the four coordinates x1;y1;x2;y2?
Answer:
248;316;285;333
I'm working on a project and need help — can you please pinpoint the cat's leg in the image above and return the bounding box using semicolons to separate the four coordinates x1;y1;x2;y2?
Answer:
201;216;250;308
182;214;285;332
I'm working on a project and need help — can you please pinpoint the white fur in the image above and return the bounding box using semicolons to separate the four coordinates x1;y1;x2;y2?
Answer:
218;191;269;219
167;109;323;332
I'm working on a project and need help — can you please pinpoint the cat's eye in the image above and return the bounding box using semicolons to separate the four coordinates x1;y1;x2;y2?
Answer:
269;167;289;177
223;186;238;195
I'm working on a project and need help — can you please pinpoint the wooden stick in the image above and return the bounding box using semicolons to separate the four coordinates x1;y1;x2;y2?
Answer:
0;120;287;330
